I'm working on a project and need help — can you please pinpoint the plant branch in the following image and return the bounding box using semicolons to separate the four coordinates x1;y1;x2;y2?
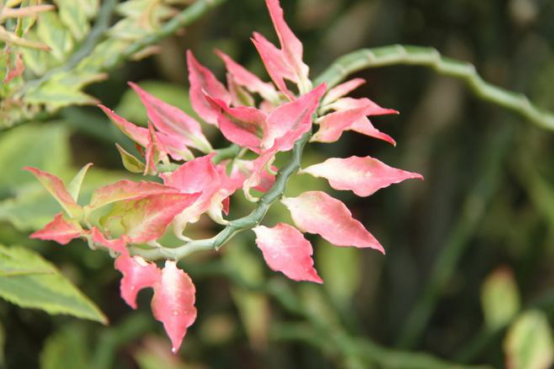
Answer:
314;44;554;131
130;132;311;261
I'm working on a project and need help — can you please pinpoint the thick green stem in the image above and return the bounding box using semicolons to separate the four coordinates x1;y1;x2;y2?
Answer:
315;45;554;131
130;132;311;261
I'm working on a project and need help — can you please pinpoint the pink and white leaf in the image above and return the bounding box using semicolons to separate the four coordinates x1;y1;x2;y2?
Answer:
187;50;231;125
205;95;267;153
227;74;256;107
322;78;366;106
115;253;161;309
302;156;423;197
89;227;127;254
115;192;202;243
215;49;279;103
30;213;82;245
251;32;295;100
90;180;178;209
230;159;276;193
129;82;213;153
351;117;396;146
253;223;322;283
266;0;310;85
152;261;197;353
330;97;398;116
264;83;326;150
24;167;82;219
311;107;368;143
282;191;384;253
98;105;149;147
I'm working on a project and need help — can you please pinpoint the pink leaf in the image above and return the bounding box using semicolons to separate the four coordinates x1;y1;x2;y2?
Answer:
265;0;310;85
187;50;231;125
227;73;256;107
98;105;149;147
322;78;366;106
350;117;396;146
89;227;127;254
311;107;369;143
30;213;82;245
215;49;278;103
152;261;197;353
330;97;398;116
113;192;202;243
230;159;276;193
161;155;235;233
205;95;268;153
253;223;322;283
281;191;384;253
129;82;212;153
251;32;295;100
90;180;177;209
115;253;161;309
24;167;82;219
145;123;166;175
302;156;423;197
264;83;326;151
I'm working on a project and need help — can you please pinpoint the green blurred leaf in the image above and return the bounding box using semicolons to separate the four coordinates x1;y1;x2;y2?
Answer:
317;240;361;307
0;320;4;367
116;144;146;174
504;310;554;369
0;123;71;192
0;244;107;323
36;11;74;62
54;0;90;41
115;80;195;126
224;241;269;349
481;267;520;330
40;325;91;369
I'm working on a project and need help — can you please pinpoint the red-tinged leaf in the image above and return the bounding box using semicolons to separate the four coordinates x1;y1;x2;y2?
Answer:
113;192;202;243
89;227;127;254
99;105;149;147
282;191;384;253
30;213;82;245
187;50;231;125
90;180;177;210
322;78;366;106
253;223;322;283
161;155;234;233
265;0;310;85
230;159;276;192
4;53;25;83
215;49;279;103
350;116;396;146
144;123;164;175
242;148;278;198
152;261;197;353
115;254;161;309
264;83;326;151
311;107;368;143
302;156;423;197
251;32;295;100
24;167;82;219
129;82;212;153
330;97;398;116
206;95;267;153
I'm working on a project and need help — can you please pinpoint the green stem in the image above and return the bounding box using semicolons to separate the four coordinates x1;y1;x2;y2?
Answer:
130;132;311;261
314;44;554;131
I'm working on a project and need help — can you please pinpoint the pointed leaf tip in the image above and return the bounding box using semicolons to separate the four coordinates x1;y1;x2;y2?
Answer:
282;191;385;253
254;223;322;283
302;156;423;197
152;261;197;353
30;213;82;245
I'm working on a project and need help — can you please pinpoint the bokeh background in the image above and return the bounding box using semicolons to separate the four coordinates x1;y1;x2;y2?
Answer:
2;0;554;368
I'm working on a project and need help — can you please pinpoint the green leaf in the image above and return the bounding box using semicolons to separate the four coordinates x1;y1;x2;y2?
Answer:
0;320;4;367
79;0;100;19
0;123;71;192
53;0;90;41
0;244;108;323
317;240;361;307
40;325;91;369
481;267;520;330
36;11;74;62
116;144;146;174
504;310;554;369
67;163;93;202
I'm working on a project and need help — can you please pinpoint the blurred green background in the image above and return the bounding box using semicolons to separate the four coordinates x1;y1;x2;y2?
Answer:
2;0;554;368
